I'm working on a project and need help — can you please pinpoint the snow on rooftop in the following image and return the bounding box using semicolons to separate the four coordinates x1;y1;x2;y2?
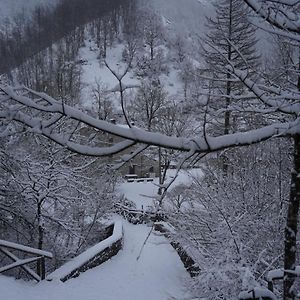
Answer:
239;287;277;300
267;266;300;281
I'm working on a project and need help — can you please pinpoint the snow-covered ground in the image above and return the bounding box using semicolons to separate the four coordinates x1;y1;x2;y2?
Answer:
118;168;203;210
0;169;201;300
0;221;190;300
79;40;140;110
79;39;184;111
150;0;213;37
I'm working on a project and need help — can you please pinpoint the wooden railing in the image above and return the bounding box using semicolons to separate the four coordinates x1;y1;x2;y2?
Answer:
239;267;300;299
267;266;300;293
0;239;53;281
114;202;166;224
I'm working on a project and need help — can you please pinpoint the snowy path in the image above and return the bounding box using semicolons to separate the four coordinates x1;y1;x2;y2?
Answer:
1;221;190;300
118;168;203;210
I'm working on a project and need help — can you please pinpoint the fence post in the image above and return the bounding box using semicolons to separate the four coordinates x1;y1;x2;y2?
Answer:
41;257;45;280
267;280;274;292
36;258;40;277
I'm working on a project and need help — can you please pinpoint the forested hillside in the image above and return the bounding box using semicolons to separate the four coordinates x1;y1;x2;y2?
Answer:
0;0;137;273
0;0;299;299
0;0;55;21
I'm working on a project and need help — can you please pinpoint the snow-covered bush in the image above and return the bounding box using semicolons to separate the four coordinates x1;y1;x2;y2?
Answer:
166;140;293;299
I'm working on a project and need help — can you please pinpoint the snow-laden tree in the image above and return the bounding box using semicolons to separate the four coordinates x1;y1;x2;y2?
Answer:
202;0;260;174
203;0;260;131
0;0;299;298
142;11;164;62
91;79;113;121
0;129;116;273
239;2;300;298
129;77;167;131
134;10;167;79
166;139;293;299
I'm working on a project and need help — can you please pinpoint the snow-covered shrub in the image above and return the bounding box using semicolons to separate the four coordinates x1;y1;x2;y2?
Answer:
166;140;294;299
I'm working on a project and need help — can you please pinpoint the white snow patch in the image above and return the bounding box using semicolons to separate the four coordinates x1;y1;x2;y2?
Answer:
79;40;139;109
0;221;190;300
239;287;277;300
118;168;203;210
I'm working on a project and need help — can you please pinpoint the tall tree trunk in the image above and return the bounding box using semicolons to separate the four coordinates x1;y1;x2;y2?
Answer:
158;147;162;195
283;134;300;300
36;201;44;277
222;0;233;175
283;51;300;299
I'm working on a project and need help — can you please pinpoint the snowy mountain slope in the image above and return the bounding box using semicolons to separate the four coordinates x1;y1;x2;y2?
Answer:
149;0;272;60
0;221;190;300
79;39;186;111
150;0;213;37
79;40;140;110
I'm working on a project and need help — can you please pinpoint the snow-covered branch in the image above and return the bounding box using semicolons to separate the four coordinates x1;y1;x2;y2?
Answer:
243;0;300;35
227;67;300;115
0;84;299;157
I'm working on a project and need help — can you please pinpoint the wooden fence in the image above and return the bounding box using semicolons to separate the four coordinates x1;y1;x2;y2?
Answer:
114;202;165;224
0;239;53;281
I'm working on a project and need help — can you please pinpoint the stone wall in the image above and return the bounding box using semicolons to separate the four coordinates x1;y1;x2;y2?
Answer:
47;221;123;282
154;222;200;277
61;238;122;282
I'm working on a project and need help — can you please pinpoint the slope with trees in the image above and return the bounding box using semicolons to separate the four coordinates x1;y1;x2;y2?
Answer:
0;0;299;299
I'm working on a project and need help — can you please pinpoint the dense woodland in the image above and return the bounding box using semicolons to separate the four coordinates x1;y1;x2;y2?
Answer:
0;0;299;299
0;0;135;273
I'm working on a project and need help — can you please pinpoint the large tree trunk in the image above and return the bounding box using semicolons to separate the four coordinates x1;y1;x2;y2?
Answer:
222;0;233;176
284;56;300;300
283;134;300;300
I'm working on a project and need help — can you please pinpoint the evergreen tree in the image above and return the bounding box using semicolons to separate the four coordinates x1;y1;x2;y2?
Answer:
204;0;260;133
203;0;260;173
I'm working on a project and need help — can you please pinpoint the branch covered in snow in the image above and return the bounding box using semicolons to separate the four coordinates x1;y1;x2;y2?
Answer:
0;84;299;157
243;0;300;35
227;66;300;115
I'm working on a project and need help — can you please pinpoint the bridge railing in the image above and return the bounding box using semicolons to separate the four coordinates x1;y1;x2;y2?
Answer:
0;239;53;281
114;202;166;224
